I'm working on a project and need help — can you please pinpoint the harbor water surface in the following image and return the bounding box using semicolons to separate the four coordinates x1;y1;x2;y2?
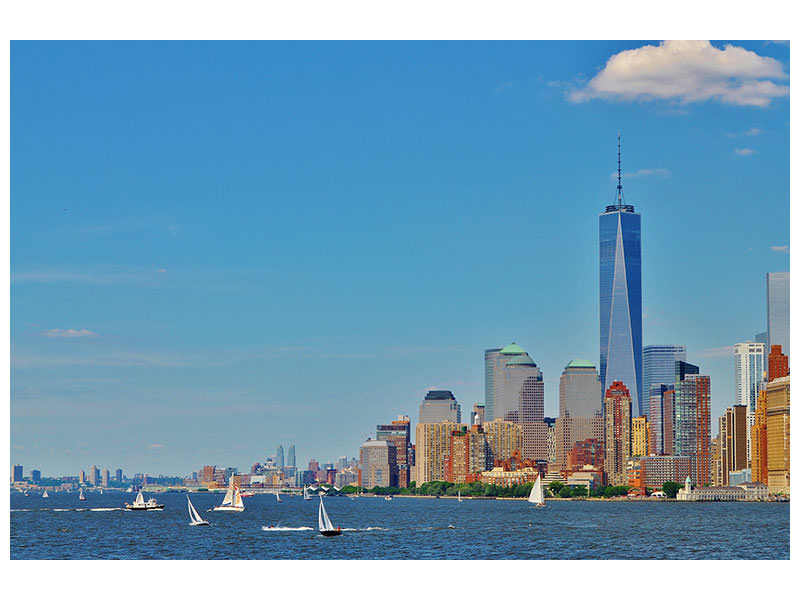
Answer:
10;491;789;560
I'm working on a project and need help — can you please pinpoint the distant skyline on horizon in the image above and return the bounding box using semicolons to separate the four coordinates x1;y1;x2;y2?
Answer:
11;40;789;476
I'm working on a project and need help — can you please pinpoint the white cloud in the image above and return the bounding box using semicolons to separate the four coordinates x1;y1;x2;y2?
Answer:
569;40;788;107
42;329;99;338
771;245;789;253
697;345;735;358
726;127;763;138
609;168;669;180
734;148;756;156
157;268;167;273
148;443;164;450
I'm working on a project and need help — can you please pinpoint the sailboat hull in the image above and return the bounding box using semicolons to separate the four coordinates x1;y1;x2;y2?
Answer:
124;505;164;511
320;530;342;537
212;506;244;512
190;521;210;526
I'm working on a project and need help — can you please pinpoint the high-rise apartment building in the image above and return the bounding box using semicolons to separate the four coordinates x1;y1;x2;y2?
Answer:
445;425;490;483
544;417;557;465
115;468;123;482
765;375;790;494
720;405;748;486
415;421;462;485
674;374;711;485
555;359;603;470
377;416;411;487
642;345;686;418
359;440;398;488
287;445;296;468
13;464;23;482
734;342;766;464
419;390;461;424
767;272;790;358
101;468;109;487
88;465;100;487
483;419;523;465
604;381;632;486
31;469;41;483
768;344;789;382
276;445;285;469
631;416;648;457
599;138;643;417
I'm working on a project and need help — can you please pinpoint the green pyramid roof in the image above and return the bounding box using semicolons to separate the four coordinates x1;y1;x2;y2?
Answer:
566;359;595;369
499;342;526;355
507;354;536;366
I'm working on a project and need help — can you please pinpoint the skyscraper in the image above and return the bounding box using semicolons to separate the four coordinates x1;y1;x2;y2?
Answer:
765;375;790;494
603;380;632;486
767;272;790;358
276;445;285;469
101;468;110;488
734;342;766;463
642;345;686;418
287;445;296;468
415;421;462;484
555;359;603;470
674;374;711;485
720;405;749;486
359;440;398;489
497;349;546;460
377;416;411;487
13;464;23;482
484;347;502;421
484;343;527;421
418;390;461;424
599;136;643;417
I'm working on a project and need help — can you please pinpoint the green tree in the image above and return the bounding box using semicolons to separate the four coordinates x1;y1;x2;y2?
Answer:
662;481;681;498
603;486;614;498
549;481;564;494
559;487;572;498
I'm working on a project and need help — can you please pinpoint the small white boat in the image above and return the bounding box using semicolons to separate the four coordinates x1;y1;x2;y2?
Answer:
42;490;49;498
125;489;165;510
458;490;463;502
275;491;282;503
212;480;245;512
385;495;392;501
528;476;545;507
318;496;341;536
187;496;209;526
303;485;311;501
79;489;87;501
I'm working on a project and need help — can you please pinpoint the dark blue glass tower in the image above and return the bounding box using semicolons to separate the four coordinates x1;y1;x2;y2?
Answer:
599;136;643;416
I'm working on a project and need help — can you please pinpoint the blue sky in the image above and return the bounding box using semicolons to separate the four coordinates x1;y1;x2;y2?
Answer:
11;40;789;477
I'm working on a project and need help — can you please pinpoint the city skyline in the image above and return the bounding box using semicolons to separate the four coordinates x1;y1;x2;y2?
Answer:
10;40;789;475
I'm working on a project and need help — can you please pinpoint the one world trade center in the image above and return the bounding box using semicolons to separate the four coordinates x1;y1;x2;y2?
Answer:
599;135;643;416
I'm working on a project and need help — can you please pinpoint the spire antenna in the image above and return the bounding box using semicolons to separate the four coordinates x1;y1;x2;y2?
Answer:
616;132;624;206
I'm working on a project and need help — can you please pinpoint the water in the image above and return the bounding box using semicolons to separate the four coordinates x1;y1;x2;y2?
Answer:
10;491;789;560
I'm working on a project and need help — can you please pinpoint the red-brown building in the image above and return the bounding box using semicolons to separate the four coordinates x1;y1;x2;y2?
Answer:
566;438;604;472
768;345;789;381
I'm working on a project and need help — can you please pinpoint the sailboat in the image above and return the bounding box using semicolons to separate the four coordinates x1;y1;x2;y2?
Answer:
275;491;282;503
213;480;245;512
187;496;209;526
528;476;545;507
42;490;49;498
125;489;165;510
318;495;342;536
303;485;311;501
458;490;463;502
79;488;87;501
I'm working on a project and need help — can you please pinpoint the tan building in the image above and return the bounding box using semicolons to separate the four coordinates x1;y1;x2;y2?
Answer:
479;466;540;487
631;416;648;457
415;421;461;485
484;419;522;465
766;376;790;494
751;389;768;484
604;381;632;486
446;425;489;483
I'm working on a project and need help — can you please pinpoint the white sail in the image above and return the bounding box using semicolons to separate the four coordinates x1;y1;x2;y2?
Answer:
220;482;234;506
529;476;545;505
135;490;145;505
231;484;244;509
187;496;208;525
303;485;311;500
318;496;334;532
458;490;462;502
42;490;49;498
275;491;281;502
79;489;86;501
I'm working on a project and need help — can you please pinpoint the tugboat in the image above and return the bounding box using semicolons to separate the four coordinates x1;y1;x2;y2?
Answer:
124;489;165;511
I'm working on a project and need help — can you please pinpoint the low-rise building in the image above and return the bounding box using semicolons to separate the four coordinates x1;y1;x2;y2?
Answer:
479;466;540;487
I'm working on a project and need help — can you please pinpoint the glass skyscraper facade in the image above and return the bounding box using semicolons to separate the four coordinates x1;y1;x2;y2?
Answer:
767;272;789;358
599;170;642;416
642;345;686;418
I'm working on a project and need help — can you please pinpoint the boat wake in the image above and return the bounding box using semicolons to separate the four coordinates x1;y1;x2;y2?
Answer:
89;507;123;511
261;526;314;532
